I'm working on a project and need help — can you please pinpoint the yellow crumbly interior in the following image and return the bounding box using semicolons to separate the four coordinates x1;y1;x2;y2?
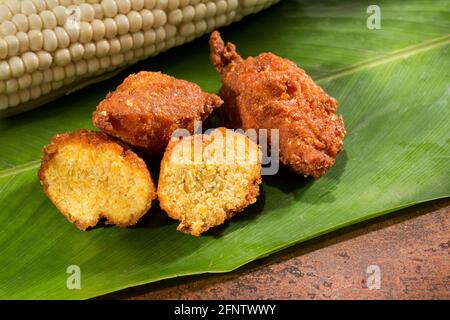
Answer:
43;142;152;228
159;130;261;235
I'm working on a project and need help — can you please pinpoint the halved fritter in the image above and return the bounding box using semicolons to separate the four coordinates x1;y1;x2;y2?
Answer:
38;130;156;230
158;127;262;236
93;71;223;156
210;31;346;178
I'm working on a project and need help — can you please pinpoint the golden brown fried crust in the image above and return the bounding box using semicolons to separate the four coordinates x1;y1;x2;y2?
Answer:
209;31;243;75
92;71;223;156
209;31;346;178
158;127;262;236
38;130;156;230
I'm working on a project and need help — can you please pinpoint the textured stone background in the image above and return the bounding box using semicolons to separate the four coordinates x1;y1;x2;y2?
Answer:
104;199;449;300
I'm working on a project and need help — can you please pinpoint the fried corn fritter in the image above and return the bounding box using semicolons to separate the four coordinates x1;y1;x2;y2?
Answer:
210;31;346;178
93;71;223;156
38;130;156;230
158;127;262;236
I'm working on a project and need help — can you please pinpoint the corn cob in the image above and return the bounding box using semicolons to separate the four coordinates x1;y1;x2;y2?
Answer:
0;0;279;117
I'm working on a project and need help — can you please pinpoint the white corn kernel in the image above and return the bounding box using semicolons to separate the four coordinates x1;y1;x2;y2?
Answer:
18;74;32;89
194;3;206;21
0;96;7;110
8;93;20;107
152;9;166;28
1;20;17;36
64;18;80;42
179;22;194;37
21;1;37;15
75;60;88;75
104;17;117;38
5;0;21;15
6;78;18;94
114;14;130;35
53;66;65;81
99;56;111;69
12;14;29;33
28;13;43;30
40;10;57;29
216;0;227;15
228;0;238;11
53;6;69;26
92;3;104;19
205;2;216;18
111;53;124;66
127;11;143;32
55;48;71;66
123;49;134;62
92;19;106;40
155;26;165;42
131;0;145;11
22;52;40;73
45;0;59;10
182;6;195;22
79;21;94;43
37;51;53;70
168;9;182;25
43;29;58;51
95;39;110;57
132;31;145;48
28;29;44;51
32;0;47;12
9;56;25;78
143;29;155;44
84;42;97;58
31;70;44;86
64;63;76;77
164;24;176;38
0;39;8;59
168;0;179;11
117;0;132;14
55;26;70;48
195;20;206;34
80;3;95;21
109;38;121;54
119;34;133;52
102;0;118;18
40;71;53;87
5;35;19;56
87;57;100;72
141;9;154;30
19;88;31;103
30;85;41;100
16;32;30;53
41;82;51;94
155;0;168;10
69;43;85;61
179;0;189;8
144;0;157;10
0;5;13;21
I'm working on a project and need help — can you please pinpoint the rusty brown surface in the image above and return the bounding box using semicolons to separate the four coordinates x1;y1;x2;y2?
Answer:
104;199;450;300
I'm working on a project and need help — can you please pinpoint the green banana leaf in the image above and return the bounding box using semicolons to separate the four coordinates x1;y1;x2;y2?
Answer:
0;0;449;299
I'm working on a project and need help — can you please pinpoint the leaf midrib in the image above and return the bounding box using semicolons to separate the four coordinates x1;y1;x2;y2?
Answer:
0;34;449;179
315;34;450;82
0;160;41;179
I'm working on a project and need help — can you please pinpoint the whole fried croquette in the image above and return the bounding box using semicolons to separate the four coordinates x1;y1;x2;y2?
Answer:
93;71;223;156
38;130;156;230
210;31;346;178
158;127;262;236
